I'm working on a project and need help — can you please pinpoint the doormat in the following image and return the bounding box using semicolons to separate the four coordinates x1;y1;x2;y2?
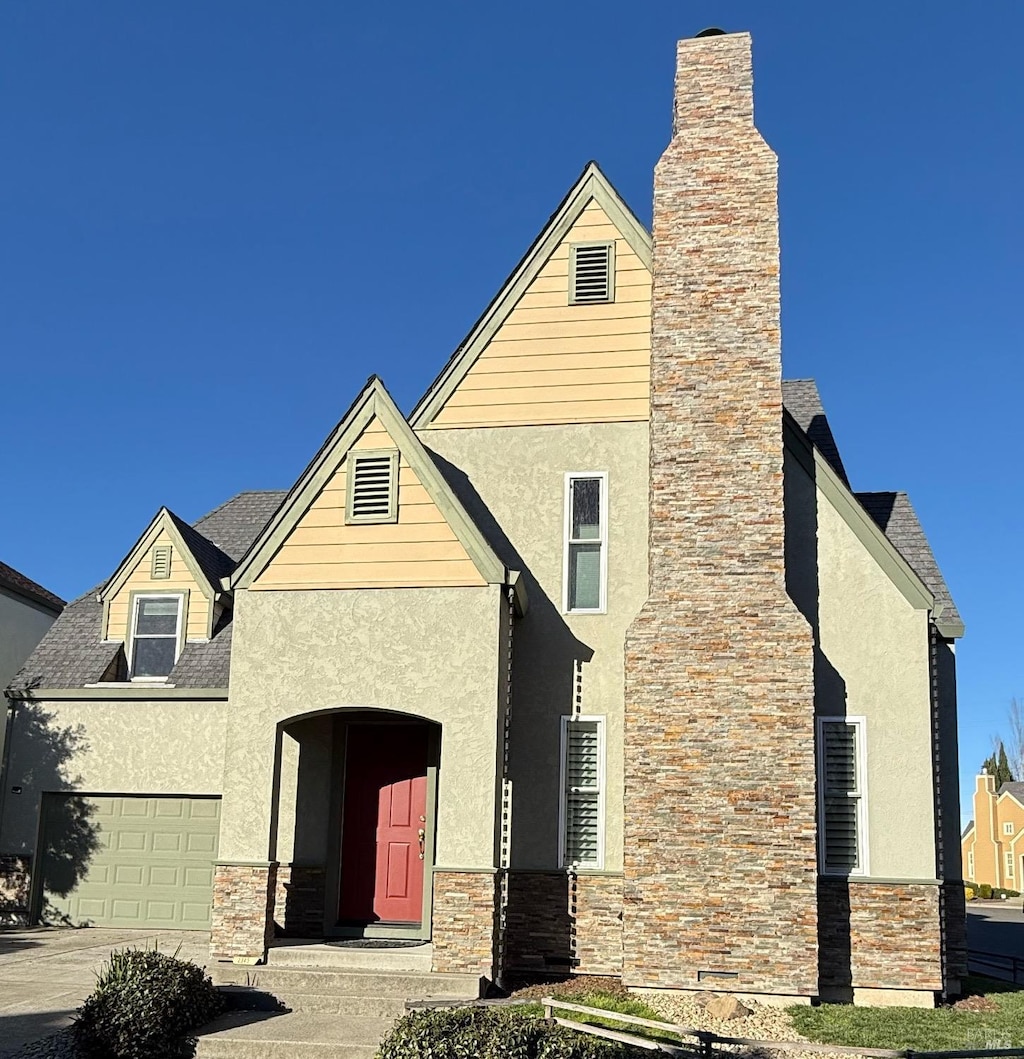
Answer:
326;939;427;949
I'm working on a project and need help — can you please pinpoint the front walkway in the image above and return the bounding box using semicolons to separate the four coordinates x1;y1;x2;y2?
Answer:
0;927;210;1055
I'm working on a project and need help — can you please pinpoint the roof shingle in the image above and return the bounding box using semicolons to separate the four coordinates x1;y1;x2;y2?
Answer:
0;561;65;613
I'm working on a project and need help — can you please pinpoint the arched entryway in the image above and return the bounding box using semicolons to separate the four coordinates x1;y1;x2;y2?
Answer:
275;709;440;941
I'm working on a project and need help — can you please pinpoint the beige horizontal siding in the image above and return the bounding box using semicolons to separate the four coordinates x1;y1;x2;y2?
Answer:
428;200;654;428
253;416;485;590
105;530;208;641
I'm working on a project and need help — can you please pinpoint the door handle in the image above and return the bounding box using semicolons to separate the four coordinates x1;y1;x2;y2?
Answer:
418;828;426;860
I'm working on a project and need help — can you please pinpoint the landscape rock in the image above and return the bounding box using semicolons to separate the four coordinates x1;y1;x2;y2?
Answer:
705;995;753;1021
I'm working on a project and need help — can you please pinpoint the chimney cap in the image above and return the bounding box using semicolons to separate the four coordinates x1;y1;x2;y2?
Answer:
694;27;727;37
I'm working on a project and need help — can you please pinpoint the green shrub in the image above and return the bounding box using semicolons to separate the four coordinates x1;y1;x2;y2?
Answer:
73;946;225;1059
977;883;993;899
375;1006;641;1059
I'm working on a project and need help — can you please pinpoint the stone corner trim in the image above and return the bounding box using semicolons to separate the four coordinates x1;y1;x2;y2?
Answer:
210;863;277;959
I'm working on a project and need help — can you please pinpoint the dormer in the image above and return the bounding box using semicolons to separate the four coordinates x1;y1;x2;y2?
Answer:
98;508;232;680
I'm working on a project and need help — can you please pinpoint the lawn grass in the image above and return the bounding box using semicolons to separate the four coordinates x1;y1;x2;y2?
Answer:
788;977;1024;1051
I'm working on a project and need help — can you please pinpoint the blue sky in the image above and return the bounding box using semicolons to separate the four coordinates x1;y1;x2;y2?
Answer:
2;1;1021;822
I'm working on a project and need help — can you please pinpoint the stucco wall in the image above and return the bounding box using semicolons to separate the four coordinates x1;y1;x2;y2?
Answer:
785;448;936;880
0;590;57;692
0;698;229;852
222;585;504;868
423;421;649;872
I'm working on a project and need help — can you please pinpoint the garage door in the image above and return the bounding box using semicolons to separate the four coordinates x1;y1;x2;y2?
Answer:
39;794;220;929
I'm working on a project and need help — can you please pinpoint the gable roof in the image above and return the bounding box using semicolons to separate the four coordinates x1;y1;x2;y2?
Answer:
229;376;514;594
411;161;651;429
8;491;284;695
998;782;1024;806
0;560;64;614
99;507;226;606
856;491;964;639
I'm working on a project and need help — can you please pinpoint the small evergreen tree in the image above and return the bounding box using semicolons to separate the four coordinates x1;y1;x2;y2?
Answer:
982;741;1015;787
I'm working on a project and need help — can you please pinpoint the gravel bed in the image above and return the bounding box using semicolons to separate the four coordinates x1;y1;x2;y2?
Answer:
641;992;829;1059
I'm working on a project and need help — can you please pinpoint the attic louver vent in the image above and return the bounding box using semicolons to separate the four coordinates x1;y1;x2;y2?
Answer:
346;450;399;524
151;545;172;580
570;243;614;304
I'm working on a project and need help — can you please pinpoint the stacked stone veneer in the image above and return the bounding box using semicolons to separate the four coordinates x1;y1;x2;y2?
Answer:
274;864;326;938
818;880;942;993
211;864;277;959
0;854;32;925
431;871;496;976
622;31;818;994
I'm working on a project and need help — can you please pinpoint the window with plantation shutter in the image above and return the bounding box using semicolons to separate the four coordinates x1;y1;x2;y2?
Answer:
569;242;614;304
151;545;172;579
559;717;604;869
563;473;608;613
817;717;868;876
346;450;399;524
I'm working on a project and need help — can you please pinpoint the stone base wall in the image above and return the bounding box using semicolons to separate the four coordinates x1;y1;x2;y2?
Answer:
505;872;571;972
941;880;968;990
274;864;326;938
818;878;942;993
431;870;496;977
575;874;623;975
0;854;32;925
211;863;277;959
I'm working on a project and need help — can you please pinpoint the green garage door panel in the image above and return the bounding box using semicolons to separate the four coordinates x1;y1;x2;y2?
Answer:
41;795;221;929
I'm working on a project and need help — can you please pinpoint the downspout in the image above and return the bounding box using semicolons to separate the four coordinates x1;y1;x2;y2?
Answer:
494;583;516;991
928;619;949;998
0;697;17;843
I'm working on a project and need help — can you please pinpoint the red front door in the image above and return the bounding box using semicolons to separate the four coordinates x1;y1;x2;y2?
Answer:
338;725;428;926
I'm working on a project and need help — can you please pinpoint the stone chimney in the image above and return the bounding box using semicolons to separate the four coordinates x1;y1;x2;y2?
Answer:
622;31;819;995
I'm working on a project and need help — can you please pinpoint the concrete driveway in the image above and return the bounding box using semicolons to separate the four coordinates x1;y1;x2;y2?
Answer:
0;928;210;1055
967;900;1024;960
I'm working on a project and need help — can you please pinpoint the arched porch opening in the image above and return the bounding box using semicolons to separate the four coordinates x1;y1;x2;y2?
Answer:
272;707;441;941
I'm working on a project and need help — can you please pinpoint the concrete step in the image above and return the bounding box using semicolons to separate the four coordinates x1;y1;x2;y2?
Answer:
211;964;482;1001
195;1011;392;1059
266;942;433;972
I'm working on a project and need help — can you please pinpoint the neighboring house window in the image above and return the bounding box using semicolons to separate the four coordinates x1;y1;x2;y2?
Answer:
559;716;604;869
1007;852;1015;878
346;450;399;524
129;595;183;679
1004;822;1014;836
563;473;608;613
967;851;975;879
569;242;615;304
817;717;868;876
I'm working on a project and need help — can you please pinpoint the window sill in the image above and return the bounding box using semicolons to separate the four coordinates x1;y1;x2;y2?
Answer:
84;680;175;688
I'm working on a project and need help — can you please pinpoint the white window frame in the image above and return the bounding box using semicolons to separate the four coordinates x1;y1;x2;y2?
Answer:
1006;851;1015;878
558;715;606;870
967;851;975;879
1004;822;1014;836
562;472;608;615
128;593;184;681
816;716;870;878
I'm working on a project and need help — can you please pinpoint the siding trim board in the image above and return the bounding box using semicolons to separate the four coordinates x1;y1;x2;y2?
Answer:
228;377;514;593
411;162;651;429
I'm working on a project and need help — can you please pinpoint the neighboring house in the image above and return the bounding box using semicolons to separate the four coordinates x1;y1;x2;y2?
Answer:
0;561;64;692
962;774;1024;889
1;31;966;1006
0;561;64;833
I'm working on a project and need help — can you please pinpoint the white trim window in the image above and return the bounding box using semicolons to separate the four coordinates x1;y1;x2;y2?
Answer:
129;595;183;679
817;717;869;876
1007;852;1015;879
559;716;605;869
563;472;608;614
1004;822;1015;836
967;851;975;879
